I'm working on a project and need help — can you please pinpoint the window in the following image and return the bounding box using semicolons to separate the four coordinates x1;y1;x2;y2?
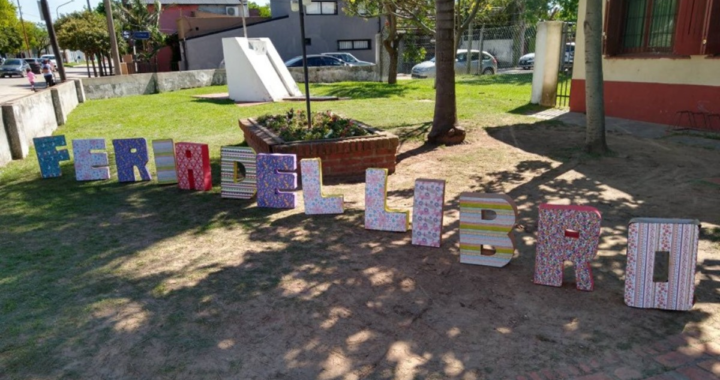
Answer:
605;0;720;56
306;1;337;15
337;39;371;50
322;57;344;66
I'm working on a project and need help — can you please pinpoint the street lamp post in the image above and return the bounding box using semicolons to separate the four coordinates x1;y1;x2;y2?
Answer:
56;0;74;20
291;0;312;128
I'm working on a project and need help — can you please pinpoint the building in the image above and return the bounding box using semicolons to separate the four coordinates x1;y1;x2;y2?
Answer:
144;0;260;35
182;0;381;70
570;0;720;128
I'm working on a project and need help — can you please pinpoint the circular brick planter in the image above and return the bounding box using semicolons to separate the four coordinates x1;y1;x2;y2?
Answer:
238;118;399;178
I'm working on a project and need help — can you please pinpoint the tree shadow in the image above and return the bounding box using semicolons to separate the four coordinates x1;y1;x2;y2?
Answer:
312;82;411;99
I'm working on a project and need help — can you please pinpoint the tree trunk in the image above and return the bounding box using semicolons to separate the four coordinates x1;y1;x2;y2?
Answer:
107;53;113;75
584;0;608;154
428;0;465;145
382;10;400;84
90;55;98;77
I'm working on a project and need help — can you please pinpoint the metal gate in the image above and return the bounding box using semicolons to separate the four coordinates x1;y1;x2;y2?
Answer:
556;22;575;108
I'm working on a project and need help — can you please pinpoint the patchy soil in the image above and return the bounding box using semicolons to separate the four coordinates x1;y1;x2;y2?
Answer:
3;122;720;380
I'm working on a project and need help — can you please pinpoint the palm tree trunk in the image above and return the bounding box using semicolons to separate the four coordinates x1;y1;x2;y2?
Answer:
428;0;465;144
584;0;608;153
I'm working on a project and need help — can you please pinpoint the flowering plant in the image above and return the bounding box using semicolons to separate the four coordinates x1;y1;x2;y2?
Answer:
256;109;369;142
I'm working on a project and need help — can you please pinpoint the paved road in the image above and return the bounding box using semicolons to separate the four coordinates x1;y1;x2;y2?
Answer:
0;66;96;103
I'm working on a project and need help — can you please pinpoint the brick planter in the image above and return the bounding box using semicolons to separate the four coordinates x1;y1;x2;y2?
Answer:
239;118;399;177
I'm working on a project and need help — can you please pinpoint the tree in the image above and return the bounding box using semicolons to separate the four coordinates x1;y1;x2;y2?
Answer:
248;1;270;17
0;0;20;55
428;0;465;144
24;22;49;55
116;0;165;62
583;0;607;153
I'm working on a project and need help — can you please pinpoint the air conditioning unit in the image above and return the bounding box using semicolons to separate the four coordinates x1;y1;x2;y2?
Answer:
226;6;239;16
225;5;248;16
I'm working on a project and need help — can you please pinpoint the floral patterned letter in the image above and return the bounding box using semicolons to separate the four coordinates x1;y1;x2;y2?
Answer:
221;146;257;199
34;135;70;178
113;138;151;183
257;153;297;208
175;142;212;191
411;179;445;247
459;193;518;267
534;204;602;291
625;218;700;311
301;158;343;214
364;168;409;232
72;139;110;181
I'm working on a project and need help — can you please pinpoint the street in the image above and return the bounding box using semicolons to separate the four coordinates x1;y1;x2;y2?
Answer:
0;66;99;103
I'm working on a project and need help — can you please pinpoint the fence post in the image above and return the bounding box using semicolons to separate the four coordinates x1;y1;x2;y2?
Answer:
466;21;473;74
478;24;485;75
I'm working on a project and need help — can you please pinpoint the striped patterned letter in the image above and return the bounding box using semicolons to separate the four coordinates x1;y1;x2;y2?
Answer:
625;218;700;311
411;179;445;247
34;135;70;178
113;138;151;182
152;139;178;185
364;168;409;232
221;146;257;199
459;193;518;267
300;158;343;214
175;142;212;191
72;139;110;181
534;204;602;291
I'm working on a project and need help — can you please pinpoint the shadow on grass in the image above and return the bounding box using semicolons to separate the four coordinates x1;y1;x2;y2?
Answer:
457;72;533;86
312;82;411;99
1;119;719;379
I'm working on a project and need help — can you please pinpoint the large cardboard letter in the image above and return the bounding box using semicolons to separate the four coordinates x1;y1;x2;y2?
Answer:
221;146;257;199
34;135;70;178
73;139;110;181
625;218;700;311
534;204;602;291
459;193;518;267
411;179;445;247
257;153;297;208
175;142;212;191
152;139;178;185
113;138;151;182
364;168;409;232
301;158;343;214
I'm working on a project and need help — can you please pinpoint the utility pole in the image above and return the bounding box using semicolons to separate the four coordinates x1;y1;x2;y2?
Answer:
240;0;247;38
87;0;91;11
104;0;122;75
16;0;32;57
39;0;66;81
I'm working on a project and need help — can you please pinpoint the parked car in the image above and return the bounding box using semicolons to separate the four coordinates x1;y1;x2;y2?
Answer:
0;59;31;78
284;55;349;67
321;52;374;66
518;42;575;70
411;50;498;78
23;58;42;74
40;54;58;70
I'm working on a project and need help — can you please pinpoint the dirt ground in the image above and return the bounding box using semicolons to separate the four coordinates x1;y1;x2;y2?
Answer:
15;121;720;379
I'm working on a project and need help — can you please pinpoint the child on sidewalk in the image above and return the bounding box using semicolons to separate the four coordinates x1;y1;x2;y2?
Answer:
26;68;36;92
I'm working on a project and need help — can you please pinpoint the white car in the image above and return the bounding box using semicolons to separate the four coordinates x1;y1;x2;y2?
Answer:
40;54;58;70
518;42;575;70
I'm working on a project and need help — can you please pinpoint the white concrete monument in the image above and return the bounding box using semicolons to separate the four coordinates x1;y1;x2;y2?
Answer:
222;37;303;102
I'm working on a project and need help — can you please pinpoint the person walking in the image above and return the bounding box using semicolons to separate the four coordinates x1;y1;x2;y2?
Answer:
26;68;36;92
41;59;54;87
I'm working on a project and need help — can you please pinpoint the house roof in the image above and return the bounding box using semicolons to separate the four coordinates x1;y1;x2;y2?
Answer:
143;0;246;5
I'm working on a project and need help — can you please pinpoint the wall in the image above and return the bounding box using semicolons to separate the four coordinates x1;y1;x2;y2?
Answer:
51;81;80;125
2;90;59;159
288;65;378;83
570;0;720;125
82;69;226;100
0;108;11;166
185;4;380;71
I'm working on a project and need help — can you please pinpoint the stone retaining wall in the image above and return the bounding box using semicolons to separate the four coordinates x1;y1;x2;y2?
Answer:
288;66;379;83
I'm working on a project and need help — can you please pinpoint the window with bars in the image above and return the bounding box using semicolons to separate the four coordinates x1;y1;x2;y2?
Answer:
605;0;720;56
306;1;337;15
338;40;371;50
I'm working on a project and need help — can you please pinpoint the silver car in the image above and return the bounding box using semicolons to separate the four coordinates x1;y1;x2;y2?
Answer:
411;50;498;78
0;59;31;78
321;52;374;66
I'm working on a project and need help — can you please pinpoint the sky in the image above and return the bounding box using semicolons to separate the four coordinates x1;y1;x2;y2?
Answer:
15;0;270;24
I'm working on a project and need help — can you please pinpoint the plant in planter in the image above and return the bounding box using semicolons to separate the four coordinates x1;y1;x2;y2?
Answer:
256;109;370;142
